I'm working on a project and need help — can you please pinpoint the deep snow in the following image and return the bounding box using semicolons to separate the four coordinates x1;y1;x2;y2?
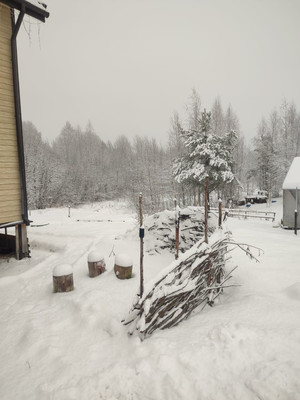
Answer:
0;199;300;400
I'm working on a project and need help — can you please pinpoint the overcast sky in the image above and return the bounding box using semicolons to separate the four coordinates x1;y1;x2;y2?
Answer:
17;0;300;146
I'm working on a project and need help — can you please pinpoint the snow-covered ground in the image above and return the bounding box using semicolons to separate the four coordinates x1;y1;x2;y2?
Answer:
1;199;300;400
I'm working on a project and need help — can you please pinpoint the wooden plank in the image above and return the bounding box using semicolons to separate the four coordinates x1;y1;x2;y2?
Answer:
0;114;16;126
0;191;20;201
0;198;21;210
0;127;16;136
0;7;12;40
0;69;13;83
0;64;13;78
0;36;10;48
0;123;16;133
0;137;18;146
0;160;18;168
0;90;14;102
0;207;22;219
0;166;20;176
0;79;13;93
0;102;15;114
0;156;19;165
0;179;21;189
0;215;22;225
0;57;13;70
0;144;19;153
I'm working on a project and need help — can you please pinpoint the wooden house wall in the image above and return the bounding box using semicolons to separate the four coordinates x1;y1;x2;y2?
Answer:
0;4;22;225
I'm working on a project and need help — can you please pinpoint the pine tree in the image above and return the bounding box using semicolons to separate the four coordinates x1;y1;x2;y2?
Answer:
172;109;237;193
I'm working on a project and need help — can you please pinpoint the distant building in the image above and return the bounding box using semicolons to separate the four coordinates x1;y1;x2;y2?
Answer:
282;157;300;229
0;1;49;259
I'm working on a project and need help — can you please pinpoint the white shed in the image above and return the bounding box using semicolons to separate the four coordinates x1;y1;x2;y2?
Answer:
282;157;300;229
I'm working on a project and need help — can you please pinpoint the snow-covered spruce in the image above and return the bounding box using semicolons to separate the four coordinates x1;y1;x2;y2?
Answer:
139;207;217;255
123;232;233;338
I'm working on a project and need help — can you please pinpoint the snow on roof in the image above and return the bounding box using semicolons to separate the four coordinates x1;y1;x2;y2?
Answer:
282;157;300;189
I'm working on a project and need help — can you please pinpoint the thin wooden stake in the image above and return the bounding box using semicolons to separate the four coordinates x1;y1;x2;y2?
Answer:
218;198;222;228
175;206;180;260
295;188;298;235
139;193;144;297
204;177;209;244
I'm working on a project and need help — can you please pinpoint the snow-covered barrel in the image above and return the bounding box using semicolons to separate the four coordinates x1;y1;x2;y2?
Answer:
87;251;106;277
114;253;133;279
53;264;74;293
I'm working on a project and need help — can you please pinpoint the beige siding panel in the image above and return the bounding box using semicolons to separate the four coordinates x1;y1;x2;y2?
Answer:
0;179;21;189
0;78;13;93
0;5;22;225
0;70;13;83
0;198;21;210
0;5;12;38
0;190;20;200
0;130;17;141
0;103;15;115
0;126;16;135
0;167;19;178
0;160;17;168
0;143;19;153
0;214;22;225
0;211;22;225
0;137;18;146
0;90;14;103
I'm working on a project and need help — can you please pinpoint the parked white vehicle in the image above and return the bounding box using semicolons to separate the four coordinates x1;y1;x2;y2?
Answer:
245;190;268;204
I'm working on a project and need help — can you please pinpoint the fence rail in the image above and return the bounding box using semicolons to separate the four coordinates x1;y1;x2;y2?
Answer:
210;207;276;222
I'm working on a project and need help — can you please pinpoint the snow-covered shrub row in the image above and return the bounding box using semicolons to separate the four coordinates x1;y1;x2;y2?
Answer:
143;208;218;255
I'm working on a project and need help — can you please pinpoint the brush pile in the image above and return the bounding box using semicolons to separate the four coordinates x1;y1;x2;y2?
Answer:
144;208;217;255
123;232;236;339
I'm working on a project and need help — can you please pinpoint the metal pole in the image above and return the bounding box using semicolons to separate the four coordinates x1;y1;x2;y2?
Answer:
139;193;144;297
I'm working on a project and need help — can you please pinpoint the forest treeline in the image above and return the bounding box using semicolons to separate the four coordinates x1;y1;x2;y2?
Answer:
23;91;300;212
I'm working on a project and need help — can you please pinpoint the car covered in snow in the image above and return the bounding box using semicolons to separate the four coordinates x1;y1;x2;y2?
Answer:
245;189;268;204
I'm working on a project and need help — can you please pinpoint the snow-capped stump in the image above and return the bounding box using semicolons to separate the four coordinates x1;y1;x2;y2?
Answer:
52;264;74;293
87;251;106;278
114;254;133;279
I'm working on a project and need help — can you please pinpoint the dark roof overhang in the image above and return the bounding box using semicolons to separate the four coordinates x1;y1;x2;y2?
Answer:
0;0;49;22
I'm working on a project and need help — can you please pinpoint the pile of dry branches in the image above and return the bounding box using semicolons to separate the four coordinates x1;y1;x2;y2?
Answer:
123;232;261;339
144;208;217;255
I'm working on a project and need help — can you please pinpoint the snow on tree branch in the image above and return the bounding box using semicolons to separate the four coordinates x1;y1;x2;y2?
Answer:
172;109;237;191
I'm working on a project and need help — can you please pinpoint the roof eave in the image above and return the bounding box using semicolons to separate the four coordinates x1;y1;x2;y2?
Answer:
0;0;49;22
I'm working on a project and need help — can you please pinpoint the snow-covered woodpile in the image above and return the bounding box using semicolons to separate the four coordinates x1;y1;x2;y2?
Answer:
123;232;234;338
144;208;217;255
